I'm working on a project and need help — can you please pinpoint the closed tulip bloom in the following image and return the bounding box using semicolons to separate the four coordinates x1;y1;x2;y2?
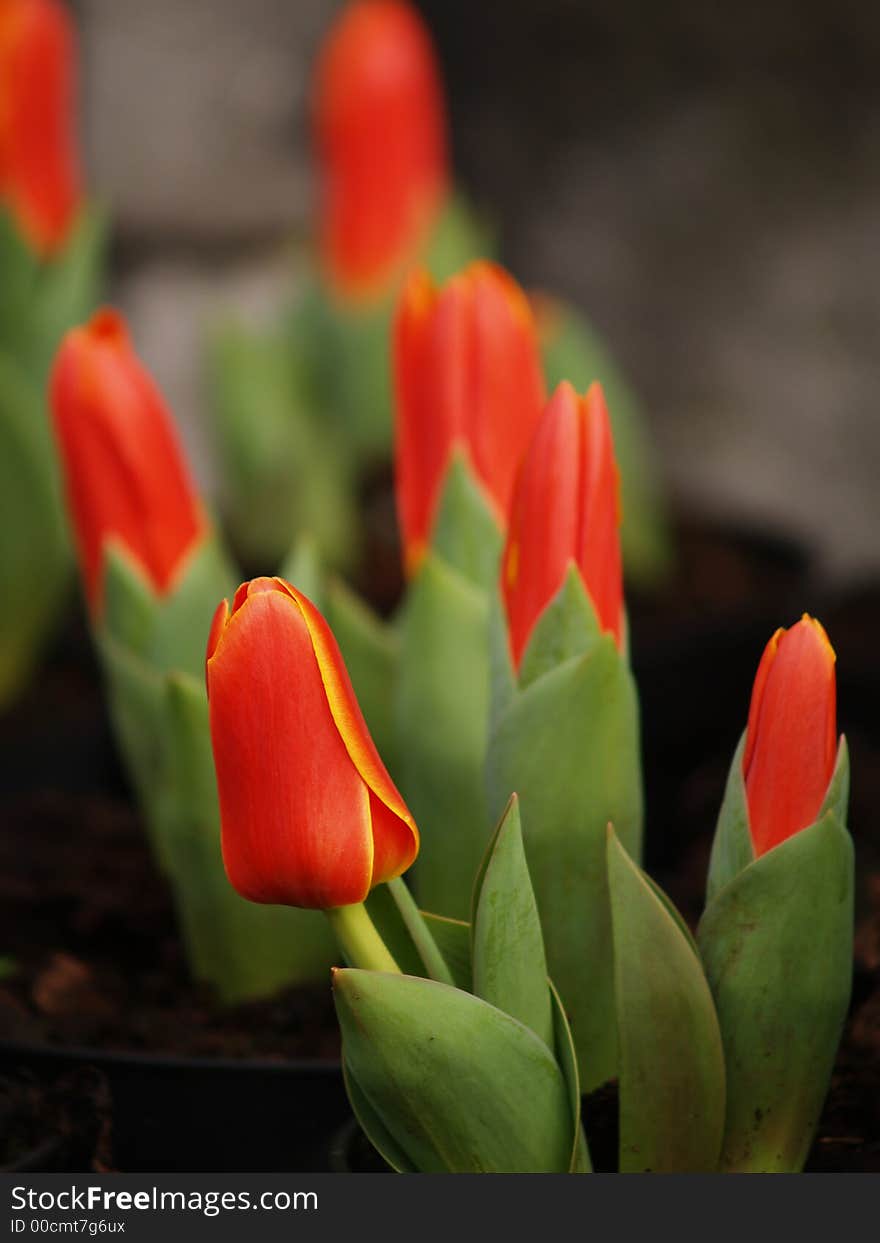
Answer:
394;261;545;574
743;615;838;856
50;308;206;615
206;578;419;909
0;0;80;253
502;380;623;669
313;0;448;300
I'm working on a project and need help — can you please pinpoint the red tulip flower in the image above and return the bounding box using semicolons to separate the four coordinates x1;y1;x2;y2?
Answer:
743;615;838;857
501;380;623;670
0;0;81;254
393;261;546;575
206;577;419;909
50;308;206;616
312;0;448;300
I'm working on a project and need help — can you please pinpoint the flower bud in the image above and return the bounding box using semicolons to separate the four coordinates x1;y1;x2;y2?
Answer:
393;261;545;574
206;577;419;909
313;0;448;299
502;380;623;668
0;0;81;253
743;615;838;856
50;308;205;615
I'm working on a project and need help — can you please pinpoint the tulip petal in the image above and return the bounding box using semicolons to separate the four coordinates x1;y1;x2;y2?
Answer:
281;581;419;887
743;616;837;855
313;0;448;298
207;588;375;908
0;0;81;253
50;309;206;614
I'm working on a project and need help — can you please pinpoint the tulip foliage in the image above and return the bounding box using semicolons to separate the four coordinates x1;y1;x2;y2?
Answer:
0;0;105;707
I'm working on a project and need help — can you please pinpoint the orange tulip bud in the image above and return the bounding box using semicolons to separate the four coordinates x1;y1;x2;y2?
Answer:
50;308;206;616
312;0;448;300
501;381;624;670
206;577;419;909
0;0;80;254
743;615;838;857
393;261;546;574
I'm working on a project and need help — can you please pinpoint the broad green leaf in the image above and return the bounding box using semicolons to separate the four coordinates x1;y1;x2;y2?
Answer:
0;353;70;706
342;1062;415;1173
698;812;853;1172
102;543;160;660
395;553;492;920
0;211;38;345
608;829;725;1172
486;637;643;1089
97;634;168;863
421;193;496;282
27;208;107;378
161;673;334;1000
334;969;573;1172
150;533;236;679
208;318;356;568
279;532;324;609
431;453;504;593
471;796;554;1050
517;563;602;690
539;296;671;585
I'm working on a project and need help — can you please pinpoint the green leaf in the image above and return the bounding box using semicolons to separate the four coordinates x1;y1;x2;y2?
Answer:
549;979;591;1173
102;543;160;659
96;634;169;863
517;563;602;690
150;533;236;679
27;208;107;378
421;193;496;282
820;737;850;827
430;453;504;593
0;352;70;706
608;829;725;1172
486;636;643;1089
539;296;672;586
705;732;754;904
363;885;428;979
0;210;38;345
342;1062;415;1173
698;812;854;1172
420;913;472;991
161;673;334;1001
334;969;573;1172
325;577;398;767
208;317;357;568
395;553;492;919
706;734;850;905
278;532;324;609
471;795;554;1050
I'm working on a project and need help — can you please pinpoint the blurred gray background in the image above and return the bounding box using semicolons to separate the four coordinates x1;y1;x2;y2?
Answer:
75;0;880;582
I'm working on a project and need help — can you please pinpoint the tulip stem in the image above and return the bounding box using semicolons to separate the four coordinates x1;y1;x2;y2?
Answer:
325;902;401;974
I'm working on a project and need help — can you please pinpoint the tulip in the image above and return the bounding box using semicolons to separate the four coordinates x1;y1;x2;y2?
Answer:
49;308;206;615
0;0;80;254
312;0;448;300
501;380;623;669
742;615;838;857
206;577;419;911
393;261;546;575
